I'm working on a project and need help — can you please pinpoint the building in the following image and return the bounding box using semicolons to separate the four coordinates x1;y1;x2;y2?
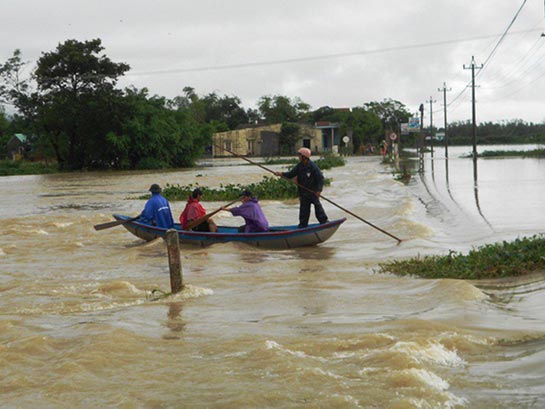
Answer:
212;123;332;157
314;121;341;153
6;133;29;160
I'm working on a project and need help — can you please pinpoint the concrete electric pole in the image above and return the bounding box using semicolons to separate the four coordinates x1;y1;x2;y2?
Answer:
463;56;483;162
438;82;451;159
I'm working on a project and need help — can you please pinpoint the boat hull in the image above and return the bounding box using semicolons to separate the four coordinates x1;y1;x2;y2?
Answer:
113;214;346;249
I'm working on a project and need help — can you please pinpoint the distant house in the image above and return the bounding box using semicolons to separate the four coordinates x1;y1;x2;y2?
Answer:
315;121;341;153
212;123;324;158
6;133;29;160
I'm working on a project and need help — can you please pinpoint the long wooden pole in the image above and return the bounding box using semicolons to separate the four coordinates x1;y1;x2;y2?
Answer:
216;145;402;243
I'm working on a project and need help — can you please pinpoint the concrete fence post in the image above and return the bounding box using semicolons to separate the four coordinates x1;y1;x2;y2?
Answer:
165;229;183;293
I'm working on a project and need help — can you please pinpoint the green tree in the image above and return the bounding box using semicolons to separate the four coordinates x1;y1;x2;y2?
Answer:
307;106;336;124
0;49;31;109
0;108;9;157
279;122;301;154
257;95;310;124
308;106;383;153
364;98;411;136
105;87;207;169
202;92;249;130
343;107;383;151
32;39;130;169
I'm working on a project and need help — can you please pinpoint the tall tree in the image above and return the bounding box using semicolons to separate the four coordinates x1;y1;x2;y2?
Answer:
105;87;208;169
32;39;130;169
202;92;249;130
279;122;301;154
0;49;36;126
257;95;310;124
308;106;383;152
364;98;411;135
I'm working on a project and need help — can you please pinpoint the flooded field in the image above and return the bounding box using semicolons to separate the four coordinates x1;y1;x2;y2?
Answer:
1;146;544;408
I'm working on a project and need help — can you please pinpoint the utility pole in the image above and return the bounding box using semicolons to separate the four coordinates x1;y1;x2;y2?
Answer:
463;56;483;162
438;82;451;159
419;103;424;173
542;0;545;36
426;97;436;158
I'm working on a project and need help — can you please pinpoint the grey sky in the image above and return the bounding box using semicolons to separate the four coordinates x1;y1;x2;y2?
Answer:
1;0;544;124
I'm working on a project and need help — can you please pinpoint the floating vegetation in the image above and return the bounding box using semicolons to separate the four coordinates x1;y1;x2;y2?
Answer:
136;175;331;201
378;235;545;279
462;149;545;158
264;153;345;170
393;166;411;184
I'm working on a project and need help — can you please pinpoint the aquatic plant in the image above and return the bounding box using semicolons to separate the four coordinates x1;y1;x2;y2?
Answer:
314;154;345;170
392;167;411;184
462;149;545;158
136;175;332;201
264;153;345;170
378;235;545;279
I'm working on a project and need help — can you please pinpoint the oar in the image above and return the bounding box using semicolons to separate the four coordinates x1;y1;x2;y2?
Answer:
215;145;403;244
94;216;140;231
185;199;239;230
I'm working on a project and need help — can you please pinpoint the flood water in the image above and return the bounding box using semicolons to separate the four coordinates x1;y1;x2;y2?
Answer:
1;145;545;408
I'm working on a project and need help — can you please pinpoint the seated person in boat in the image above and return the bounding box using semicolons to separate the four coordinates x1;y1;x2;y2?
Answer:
179;188;218;232
222;189;269;233
139;183;174;228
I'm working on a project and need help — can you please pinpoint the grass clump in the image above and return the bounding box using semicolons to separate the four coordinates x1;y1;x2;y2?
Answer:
378;235;545;279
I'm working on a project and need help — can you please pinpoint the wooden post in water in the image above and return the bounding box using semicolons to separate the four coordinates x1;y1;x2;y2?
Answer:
165;229;183;293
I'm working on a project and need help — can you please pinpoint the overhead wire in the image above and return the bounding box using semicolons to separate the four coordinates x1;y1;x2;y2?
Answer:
129;29;540;76
476;0;529;78
477;22;543;87
444;0;531;112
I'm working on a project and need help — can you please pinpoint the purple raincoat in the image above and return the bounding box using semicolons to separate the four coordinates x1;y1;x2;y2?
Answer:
230;198;269;232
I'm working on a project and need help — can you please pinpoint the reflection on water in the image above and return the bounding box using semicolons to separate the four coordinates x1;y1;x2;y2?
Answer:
471;159;494;230
163;302;185;339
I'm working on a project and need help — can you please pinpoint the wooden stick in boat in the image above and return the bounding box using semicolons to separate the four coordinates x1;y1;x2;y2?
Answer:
185;199;239;230
215;145;403;244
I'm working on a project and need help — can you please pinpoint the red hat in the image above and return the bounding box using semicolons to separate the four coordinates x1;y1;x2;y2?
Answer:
298;147;311;158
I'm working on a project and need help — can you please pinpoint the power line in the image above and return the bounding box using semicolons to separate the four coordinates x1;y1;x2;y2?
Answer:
130;29;540;76
480;35;545;88
446;0;531;110
485;46;545;90
477;0;529;78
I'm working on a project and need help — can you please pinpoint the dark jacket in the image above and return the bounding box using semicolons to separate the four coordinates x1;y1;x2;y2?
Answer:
282;160;324;197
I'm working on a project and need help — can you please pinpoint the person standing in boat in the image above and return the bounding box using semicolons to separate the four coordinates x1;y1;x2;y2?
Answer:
222;189;269;233
179;188;218;232
274;147;329;228
139;183;174;228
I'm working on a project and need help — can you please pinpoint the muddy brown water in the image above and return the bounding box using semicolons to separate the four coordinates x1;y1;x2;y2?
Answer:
1;148;545;408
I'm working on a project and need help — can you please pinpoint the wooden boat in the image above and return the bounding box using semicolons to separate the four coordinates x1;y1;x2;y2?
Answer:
113;214;346;249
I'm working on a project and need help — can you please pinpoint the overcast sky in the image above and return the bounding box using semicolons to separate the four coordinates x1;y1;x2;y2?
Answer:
1;0;544;124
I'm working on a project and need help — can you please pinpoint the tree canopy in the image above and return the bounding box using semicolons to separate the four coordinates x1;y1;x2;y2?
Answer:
0;40;211;169
2;38;542;170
